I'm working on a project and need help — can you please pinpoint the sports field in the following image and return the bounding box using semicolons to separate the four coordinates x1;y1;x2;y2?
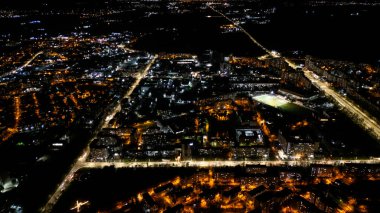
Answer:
253;94;289;108
253;94;311;116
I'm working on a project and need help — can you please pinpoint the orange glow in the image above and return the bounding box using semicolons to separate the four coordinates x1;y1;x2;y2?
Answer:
325;178;332;185
209;178;215;188
281;206;300;213
214;193;221;202
32;93;41;119
348;198;356;205
228;56;269;68
358;205;368;213
200;199;207;208
301;191;311;200
222;197;230;205
256;112;277;142
163;195;173;206
221;202;244;209
68;94;80;110
148;189;154;195
0;128;17;142
115;202;123;210
195;118;199;133
14;96;21;127
183;206;195;213
172;177;181;186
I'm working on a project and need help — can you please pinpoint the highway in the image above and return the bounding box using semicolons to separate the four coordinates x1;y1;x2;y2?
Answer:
0;51;44;78
304;69;380;140
82;159;380;169
41;54;158;213
208;4;275;57
208;4;380;141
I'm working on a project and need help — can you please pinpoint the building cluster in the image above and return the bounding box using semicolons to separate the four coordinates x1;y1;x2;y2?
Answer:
0;32;147;143
88;51;283;162
74;164;380;212
86;49;353;162
0;32;152;199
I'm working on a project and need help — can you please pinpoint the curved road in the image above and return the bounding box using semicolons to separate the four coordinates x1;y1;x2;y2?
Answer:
0;51;44;79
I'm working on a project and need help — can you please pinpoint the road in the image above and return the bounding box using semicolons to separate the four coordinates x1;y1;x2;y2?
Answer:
208;4;275;57
40;54;158;213
0;51;44;78
208;4;380;141
82;159;380;169
304;69;380;140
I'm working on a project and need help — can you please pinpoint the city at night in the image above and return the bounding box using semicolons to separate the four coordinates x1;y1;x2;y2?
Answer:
0;0;380;212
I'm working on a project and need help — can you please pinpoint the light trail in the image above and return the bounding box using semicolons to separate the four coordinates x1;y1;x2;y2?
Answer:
0;51;43;79
304;70;380;139
208;3;380;141
81;159;380;169
40;55;158;213
207;4;274;57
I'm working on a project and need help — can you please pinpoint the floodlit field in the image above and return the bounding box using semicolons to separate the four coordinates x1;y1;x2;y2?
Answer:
253;94;289;108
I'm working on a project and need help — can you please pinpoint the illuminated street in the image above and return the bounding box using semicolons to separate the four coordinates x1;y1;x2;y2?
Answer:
303;69;380;140
0;51;44;78
284;56;380;140
41;55;158;213
82;159;380;169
